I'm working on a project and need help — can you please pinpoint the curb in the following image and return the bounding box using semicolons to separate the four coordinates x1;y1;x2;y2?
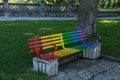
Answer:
0;16;120;21
101;54;120;62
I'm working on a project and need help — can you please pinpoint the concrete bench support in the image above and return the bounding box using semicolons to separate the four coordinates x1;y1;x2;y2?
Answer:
33;57;59;76
82;43;102;59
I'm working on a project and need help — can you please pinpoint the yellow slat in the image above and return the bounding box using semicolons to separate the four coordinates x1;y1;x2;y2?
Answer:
53;48;81;57
41;33;62;39
41;37;61;43
43;43;62;49
54;52;74;57
42;40;62;46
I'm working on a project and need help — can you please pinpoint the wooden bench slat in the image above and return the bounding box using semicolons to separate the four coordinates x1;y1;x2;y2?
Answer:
41;37;61;43
64;40;73;44
41;33;62;39
53;48;81;57
28;41;41;45
29;45;41;49
42;43;62;49
28;37;40;41
80;37;87;40
42;40;62;46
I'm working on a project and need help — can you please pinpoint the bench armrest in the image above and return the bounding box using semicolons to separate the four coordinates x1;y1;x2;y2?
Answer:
51;44;58;58
86;34;101;46
34;46;43;58
34;44;58;58
94;34;102;43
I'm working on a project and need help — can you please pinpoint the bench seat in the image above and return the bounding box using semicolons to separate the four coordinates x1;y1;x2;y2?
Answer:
52;48;80;57
28;29;101;76
71;43;100;50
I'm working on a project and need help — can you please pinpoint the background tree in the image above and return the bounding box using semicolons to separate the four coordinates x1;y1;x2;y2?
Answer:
0;0;119;8
3;0;8;15
76;0;98;35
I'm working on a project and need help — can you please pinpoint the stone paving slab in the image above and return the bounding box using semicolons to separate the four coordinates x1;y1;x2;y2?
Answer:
77;69;93;80
94;74;108;80
94;71;120;80
51;59;120;80
88;65;104;76
98;60;119;71
113;65;120;74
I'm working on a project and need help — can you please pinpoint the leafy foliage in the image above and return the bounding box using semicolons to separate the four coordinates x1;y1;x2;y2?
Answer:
0;0;119;9
99;0;120;8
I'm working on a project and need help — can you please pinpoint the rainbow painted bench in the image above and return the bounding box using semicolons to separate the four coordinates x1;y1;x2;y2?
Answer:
28;29;101;76
28;29;101;60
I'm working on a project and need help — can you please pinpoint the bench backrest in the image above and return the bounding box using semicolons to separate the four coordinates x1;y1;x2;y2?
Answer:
28;29;87;54
40;33;64;49
28;33;65;53
28;37;41;53
62;29;87;45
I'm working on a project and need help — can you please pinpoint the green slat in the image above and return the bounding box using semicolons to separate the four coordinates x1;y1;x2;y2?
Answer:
63;35;71;39
63;37;72;41
63;33;72;42
72;46;87;50
64;40;72;44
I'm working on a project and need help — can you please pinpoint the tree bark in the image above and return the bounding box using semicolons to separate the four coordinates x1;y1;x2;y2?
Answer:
76;0;98;35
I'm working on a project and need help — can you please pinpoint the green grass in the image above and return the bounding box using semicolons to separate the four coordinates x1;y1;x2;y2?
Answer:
100;8;120;11
97;19;120;58
0;19;120;80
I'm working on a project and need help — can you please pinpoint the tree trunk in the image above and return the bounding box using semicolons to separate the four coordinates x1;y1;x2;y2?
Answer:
76;0;98;35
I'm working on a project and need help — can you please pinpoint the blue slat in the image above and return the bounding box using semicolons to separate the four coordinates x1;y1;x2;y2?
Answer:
71;36;80;40
78;43;95;48
70;33;79;37
70;31;81;43
72;39;80;43
70;30;78;34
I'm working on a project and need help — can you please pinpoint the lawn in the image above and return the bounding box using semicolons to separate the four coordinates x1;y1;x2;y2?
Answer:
0;19;120;80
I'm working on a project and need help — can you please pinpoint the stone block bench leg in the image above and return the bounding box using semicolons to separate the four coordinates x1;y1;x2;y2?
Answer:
82;43;102;59
33;57;59;76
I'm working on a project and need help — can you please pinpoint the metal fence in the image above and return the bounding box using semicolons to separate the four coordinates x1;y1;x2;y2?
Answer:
0;3;79;17
0;3;119;17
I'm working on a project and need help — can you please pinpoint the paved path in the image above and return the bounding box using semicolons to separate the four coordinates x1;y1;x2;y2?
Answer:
51;59;120;80
0;16;120;21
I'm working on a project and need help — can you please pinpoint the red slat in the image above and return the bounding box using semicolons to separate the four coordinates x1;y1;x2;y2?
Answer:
28;37;40;41
28;41;41;45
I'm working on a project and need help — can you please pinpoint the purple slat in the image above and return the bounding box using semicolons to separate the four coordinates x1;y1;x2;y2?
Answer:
80;38;87;40
79;33;86;36
78;32;86;34
78;29;85;32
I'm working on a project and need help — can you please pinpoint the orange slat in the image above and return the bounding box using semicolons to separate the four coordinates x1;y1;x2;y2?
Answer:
42;43;62;49
42;40;62;46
